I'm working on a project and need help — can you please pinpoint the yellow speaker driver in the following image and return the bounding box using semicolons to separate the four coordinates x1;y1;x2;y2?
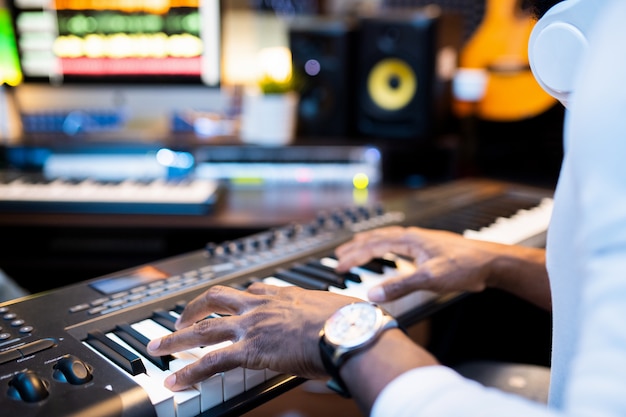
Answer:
367;58;417;111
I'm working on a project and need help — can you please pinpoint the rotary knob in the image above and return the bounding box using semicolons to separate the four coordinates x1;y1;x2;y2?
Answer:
53;354;93;385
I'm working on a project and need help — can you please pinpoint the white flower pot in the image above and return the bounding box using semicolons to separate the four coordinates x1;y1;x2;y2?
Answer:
240;91;298;146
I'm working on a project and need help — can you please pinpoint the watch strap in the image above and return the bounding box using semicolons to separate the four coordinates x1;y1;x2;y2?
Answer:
319;335;353;397
318;304;401;398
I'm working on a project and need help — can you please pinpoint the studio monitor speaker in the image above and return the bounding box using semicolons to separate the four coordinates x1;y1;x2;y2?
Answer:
289;17;358;138
356;7;453;140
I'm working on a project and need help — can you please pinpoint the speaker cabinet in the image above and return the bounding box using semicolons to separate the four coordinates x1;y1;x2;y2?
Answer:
289;17;358;138
356;8;446;140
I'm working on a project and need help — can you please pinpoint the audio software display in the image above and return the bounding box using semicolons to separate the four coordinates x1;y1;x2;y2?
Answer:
0;7;22;86
8;0;221;86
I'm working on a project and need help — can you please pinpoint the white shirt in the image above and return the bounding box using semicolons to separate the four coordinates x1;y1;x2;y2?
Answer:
372;1;626;415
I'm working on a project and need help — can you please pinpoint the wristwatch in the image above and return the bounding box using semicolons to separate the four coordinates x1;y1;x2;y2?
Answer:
318;302;399;397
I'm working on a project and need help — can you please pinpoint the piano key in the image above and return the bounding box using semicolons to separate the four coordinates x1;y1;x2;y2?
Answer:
103;332;201;417
373;257;398;269
351;258;384;274
272;268;330;291
114;322;174;371
255;255;432;318
167;311;256;400
306;258;362;283
151;309;178;332
134;315;249;405
262;276;295;287
463;197;553;246
320;256;437;317
0;175;220;215
83;341;177;417
85;330;147;376
131;318;224;412
290;263;347;289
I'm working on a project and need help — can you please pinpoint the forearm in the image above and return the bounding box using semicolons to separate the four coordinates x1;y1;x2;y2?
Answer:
339;328;439;415
486;243;551;311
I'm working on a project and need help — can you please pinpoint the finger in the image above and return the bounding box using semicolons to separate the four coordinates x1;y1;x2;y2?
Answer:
148;314;238;356
335;231;418;272
367;272;426;302
177;285;257;329
368;256;461;302
246;281;285;296
165;344;243;391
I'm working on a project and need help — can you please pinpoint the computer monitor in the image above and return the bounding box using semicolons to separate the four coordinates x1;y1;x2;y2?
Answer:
0;6;22;86
7;0;221;87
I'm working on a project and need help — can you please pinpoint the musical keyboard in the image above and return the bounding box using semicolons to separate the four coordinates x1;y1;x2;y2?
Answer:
0;178;554;417
0;171;221;215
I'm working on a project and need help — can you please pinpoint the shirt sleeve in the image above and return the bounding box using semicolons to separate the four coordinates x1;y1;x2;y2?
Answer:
371;366;554;417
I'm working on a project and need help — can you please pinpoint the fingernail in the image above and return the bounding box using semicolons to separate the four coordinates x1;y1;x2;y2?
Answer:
164;373;176;389
368;286;386;302
147;338;160;353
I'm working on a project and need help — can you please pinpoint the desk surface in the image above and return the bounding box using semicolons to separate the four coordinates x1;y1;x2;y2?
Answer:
0;185;413;230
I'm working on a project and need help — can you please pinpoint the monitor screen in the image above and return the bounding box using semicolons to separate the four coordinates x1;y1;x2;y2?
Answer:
7;0;221;87
0;7;22;86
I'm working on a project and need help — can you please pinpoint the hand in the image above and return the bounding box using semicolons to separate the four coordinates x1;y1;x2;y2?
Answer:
146;282;361;391
335;226;504;303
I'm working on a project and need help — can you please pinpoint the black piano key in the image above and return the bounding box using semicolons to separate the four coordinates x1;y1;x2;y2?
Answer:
172;302;187;315
114;323;173;371
86;330;146;376
290;263;347;289
273;269;330;291
306;259;362;283
373;257;397;269
151;309;177;333
325;255;389;275
359;260;385;274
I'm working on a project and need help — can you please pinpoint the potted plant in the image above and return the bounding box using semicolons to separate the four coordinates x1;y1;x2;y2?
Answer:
239;46;299;146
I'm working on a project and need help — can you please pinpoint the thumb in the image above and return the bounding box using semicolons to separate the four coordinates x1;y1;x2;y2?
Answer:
367;285;388;303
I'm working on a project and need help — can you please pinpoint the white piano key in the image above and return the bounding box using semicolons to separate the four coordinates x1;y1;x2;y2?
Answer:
82;340;178;417
262;277;295;287
131;319;224;411
166;311;248;401
463;198;554;246
321;256;437;318
0;176;219;205
245;368;266;390
105;332;202;417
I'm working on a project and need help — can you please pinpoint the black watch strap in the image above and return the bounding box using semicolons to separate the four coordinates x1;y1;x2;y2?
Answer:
319;334;353;398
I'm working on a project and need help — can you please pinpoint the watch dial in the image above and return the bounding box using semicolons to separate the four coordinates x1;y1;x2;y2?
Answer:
325;303;381;348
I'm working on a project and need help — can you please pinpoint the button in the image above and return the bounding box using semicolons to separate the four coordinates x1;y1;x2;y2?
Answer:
19;326;33;334
69;303;90;313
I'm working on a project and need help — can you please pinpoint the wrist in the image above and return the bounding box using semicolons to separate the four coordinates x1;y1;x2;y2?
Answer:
340;328;439;414
318;302;399;397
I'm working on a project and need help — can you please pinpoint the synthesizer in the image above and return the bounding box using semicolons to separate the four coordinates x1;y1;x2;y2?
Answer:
0;178;554;417
0;171;221;215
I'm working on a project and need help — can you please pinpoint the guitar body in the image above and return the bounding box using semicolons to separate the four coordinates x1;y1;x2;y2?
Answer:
453;0;556;121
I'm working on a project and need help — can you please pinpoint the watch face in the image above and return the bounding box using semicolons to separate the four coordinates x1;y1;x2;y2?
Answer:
324;303;382;348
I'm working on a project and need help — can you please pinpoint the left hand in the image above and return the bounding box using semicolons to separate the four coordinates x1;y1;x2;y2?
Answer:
147;282;361;391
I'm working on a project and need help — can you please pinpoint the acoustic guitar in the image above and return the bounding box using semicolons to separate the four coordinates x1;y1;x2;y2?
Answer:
453;0;556;121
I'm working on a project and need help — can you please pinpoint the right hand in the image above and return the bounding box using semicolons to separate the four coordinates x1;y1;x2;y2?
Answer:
334;226;508;303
